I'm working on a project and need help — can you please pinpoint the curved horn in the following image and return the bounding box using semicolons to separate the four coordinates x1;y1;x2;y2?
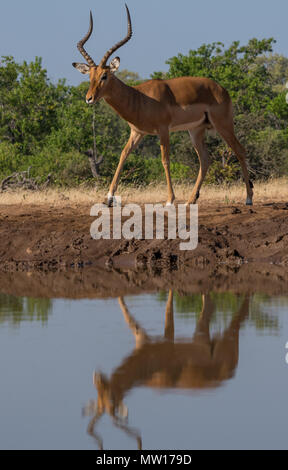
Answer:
77;11;97;67
99;4;132;68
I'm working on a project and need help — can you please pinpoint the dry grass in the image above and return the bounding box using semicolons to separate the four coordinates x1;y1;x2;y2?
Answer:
0;178;287;207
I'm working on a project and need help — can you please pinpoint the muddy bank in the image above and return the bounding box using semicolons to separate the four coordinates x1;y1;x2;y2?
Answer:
0;263;288;299
0;202;288;272
0;200;288;298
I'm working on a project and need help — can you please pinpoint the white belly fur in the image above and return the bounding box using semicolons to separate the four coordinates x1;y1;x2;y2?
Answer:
169;116;206;132
169;104;207;132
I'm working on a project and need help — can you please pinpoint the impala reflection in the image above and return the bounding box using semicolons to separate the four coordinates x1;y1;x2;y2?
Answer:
83;291;250;449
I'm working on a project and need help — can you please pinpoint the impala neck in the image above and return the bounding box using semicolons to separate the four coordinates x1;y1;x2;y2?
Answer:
104;76;140;125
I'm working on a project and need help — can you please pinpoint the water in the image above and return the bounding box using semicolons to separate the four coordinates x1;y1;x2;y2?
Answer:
0;290;287;450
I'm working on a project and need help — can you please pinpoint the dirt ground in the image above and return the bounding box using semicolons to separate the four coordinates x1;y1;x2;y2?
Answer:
0;199;288;299
0;200;288;269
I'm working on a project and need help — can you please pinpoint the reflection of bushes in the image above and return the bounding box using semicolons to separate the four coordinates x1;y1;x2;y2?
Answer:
0;294;52;326
0;291;284;333
248;294;284;332
156;292;283;333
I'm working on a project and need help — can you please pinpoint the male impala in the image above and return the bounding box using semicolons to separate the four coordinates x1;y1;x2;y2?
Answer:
73;5;254;207
83;292;250;449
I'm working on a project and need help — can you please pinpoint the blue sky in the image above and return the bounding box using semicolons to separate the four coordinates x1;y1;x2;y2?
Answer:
0;0;287;84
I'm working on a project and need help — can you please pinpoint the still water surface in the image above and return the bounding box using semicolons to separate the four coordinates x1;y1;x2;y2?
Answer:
0;291;287;450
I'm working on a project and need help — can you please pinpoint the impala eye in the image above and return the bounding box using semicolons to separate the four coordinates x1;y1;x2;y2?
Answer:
101;73;108;81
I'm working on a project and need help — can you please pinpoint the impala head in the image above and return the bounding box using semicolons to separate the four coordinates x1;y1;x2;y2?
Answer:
93;372;128;419
72;4;132;104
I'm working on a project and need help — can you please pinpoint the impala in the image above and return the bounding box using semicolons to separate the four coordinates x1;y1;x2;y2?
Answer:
83;292;250;449
73;5;254;207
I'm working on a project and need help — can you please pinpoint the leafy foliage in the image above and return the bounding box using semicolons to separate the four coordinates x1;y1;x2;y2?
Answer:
156;38;287;181
0;38;287;186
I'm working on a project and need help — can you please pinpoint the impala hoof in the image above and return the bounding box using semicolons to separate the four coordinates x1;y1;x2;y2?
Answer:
107;197;115;208
107;194;121;207
246;198;253;206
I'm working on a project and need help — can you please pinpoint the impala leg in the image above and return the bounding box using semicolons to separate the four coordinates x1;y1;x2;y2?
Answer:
108;130;143;206
212;296;249;372
118;297;149;349
164;290;174;342
186;128;211;205
210;114;254;206
225;133;253;206
160;130;175;206
193;294;214;345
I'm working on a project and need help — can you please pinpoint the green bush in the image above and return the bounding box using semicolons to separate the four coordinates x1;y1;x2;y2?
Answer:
0;43;287;188
24;148;92;186
0;142;23;177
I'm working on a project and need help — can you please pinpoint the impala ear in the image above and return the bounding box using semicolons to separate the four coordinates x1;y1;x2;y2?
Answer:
117;401;128;419
109;57;120;73
72;63;91;75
